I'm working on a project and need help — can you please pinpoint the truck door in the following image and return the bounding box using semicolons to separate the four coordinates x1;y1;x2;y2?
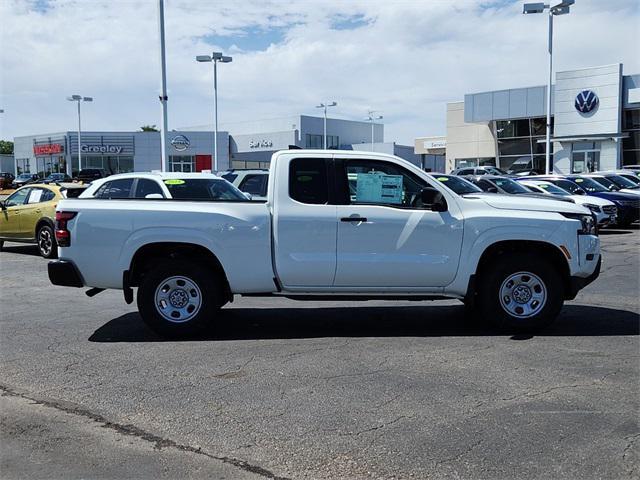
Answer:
333;158;463;288
272;156;337;287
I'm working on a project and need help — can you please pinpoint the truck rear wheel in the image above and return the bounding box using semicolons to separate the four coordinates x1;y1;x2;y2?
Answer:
137;260;222;337
478;253;564;332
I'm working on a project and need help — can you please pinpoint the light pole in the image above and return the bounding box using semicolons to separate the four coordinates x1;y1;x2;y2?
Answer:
315;102;337;149
157;0;169;172
365;110;383;151
523;0;575;174
66;95;93;175
197;52;232;172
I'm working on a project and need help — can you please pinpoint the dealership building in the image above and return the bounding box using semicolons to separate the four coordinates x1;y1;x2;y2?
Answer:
12;130;229;176
11;115;423;176
442;63;640;174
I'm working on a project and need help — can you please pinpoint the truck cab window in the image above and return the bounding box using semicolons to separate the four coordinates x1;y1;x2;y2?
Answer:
343;159;427;208
289;158;329;204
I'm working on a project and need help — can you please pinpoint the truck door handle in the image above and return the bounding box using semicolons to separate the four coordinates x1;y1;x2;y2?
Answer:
341;216;367;222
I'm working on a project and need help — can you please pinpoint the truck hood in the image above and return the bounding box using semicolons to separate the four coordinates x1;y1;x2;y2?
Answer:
463;193;590;214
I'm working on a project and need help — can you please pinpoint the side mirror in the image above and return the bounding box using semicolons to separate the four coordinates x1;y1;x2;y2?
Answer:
144;193;164;199
487;186;499;193
421;187;448;212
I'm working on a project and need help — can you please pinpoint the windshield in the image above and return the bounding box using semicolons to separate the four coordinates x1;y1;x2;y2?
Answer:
493;178;531;194
590;176;620;191
606;174;639;189
485;167;508;175
531;183;570;196
434;175;483;195
553;179;585;195
163;179;248;201
621;174;640;185
17;174;32;180
569;176;608;193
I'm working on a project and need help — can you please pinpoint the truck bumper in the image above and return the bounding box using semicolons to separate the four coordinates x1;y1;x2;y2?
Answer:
566;255;601;300
48;260;84;288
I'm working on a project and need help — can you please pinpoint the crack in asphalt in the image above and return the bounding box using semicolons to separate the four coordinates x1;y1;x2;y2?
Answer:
0;383;290;480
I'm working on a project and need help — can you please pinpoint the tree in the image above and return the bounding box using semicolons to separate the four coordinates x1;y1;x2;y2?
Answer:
0;140;13;154
140;125;158;132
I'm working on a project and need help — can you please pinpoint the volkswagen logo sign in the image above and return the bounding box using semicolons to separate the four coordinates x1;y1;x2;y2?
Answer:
170;135;190;151
575;90;599;114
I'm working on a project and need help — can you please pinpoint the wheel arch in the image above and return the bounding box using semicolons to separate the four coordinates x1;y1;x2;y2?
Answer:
34;217;55;237
128;242;232;304
475;240;571;298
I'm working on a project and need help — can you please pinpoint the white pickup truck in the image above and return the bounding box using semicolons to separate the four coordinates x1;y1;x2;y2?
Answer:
48;150;601;335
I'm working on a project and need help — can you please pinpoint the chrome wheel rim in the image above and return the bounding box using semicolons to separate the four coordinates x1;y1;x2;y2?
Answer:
154;276;202;323
38;228;53;256
499;271;547;319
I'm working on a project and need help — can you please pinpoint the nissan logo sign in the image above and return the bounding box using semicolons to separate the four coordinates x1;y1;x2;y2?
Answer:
171;135;190;151
575;90;599;114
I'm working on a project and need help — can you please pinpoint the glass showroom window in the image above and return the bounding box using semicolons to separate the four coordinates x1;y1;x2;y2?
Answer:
495;117;552;173
623;109;640;166
455;158;496;168
326;135;339;149
306;134;323;149
16;158;30;174
571;142;600;174
169;155;195;172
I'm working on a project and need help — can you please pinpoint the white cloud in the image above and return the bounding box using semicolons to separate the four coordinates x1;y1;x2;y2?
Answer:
1;0;638;144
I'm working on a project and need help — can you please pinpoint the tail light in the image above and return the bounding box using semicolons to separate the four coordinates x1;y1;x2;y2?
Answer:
55;211;77;247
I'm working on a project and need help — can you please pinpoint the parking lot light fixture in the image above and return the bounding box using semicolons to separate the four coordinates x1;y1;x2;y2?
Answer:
523;0;575;175
365;110;383;151
66;95;93;175
196;52;233;171
315;102;337;149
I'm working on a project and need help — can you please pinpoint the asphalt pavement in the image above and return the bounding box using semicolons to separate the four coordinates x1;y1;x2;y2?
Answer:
1;227;639;479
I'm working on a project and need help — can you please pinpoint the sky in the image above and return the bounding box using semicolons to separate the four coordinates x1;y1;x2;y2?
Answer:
1;0;639;145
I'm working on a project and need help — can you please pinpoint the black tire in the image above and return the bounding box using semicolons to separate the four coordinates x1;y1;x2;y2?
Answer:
36;224;57;259
137;259;224;337
477;253;564;332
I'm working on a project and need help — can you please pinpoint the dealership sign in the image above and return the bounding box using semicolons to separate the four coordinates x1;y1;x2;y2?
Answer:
423;140;446;149
249;139;273;149
80;145;123;154
575;90;599;114
171;135;190;151
33;143;63;155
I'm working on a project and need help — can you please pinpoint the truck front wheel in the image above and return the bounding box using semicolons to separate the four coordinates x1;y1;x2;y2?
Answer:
137;260;222;337
478;253;564;331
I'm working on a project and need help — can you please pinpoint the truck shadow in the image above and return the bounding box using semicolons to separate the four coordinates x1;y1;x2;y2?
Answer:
89;304;639;343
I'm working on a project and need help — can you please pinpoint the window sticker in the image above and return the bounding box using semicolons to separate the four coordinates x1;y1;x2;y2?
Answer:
437;177;449;182
574;178;584;183
28;189;43;203
355;172;403;204
164;179;185;185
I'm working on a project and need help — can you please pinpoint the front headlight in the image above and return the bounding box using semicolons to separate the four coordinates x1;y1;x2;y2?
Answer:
561;212;597;235
583;203;601;213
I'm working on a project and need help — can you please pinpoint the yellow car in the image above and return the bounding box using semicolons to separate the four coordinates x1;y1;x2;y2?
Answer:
0;183;67;258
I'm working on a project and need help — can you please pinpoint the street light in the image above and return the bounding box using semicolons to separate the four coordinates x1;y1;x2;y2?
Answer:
523;0;575;174
196;52;233;171
365;110;383;151
315;102;337;149
66;94;93;174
